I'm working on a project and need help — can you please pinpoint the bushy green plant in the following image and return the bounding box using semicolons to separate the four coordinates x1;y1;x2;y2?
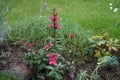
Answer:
0;73;18;80
98;56;119;68
76;70;88;80
25;49;64;80
88;33;120;58
75;70;101;80
9;16;51;46
59;18;93;56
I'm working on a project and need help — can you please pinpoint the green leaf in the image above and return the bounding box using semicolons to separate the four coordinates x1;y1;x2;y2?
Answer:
55;72;62;80
46;66;54;70
48;70;54;76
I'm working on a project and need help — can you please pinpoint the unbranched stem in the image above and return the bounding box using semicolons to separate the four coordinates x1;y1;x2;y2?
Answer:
53;8;56;51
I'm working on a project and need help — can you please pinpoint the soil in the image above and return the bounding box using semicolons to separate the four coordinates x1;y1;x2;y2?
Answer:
0;44;120;80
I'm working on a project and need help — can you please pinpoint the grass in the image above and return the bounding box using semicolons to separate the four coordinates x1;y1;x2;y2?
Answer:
0;74;18;80
6;0;120;39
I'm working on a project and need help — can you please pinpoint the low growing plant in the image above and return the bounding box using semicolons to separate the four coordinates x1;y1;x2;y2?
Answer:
88;33;120;58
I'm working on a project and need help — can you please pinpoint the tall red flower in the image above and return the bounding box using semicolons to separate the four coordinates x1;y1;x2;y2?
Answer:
48;9;61;29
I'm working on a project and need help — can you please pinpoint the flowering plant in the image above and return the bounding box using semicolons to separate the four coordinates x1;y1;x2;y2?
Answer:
25;9;64;80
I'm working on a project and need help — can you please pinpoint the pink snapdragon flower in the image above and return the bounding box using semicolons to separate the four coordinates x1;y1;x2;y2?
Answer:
55;24;62;29
48;9;62;29
46;53;52;58
45;43;53;51
46;53;58;66
48;23;53;28
48;16;53;20
69;33;74;39
49;58;57;66
27;43;34;47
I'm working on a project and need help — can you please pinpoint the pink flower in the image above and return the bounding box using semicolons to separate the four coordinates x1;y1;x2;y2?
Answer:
53;12;59;22
53;53;58;60
48;16;53;20
27;43;34;47
55;24;62;29
46;53;59;66
69;33;74;39
48;23;53;28
46;53;52;58
49;58;57;66
54;16;59;22
45;43;53;51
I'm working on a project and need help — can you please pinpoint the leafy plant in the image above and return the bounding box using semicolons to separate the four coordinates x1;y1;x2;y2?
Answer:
98;56;119;68
76;70;88;80
59;18;93;57
25;49;64;80
88;33;120;58
25;9;65;80
0;0;13;44
75;70;101;80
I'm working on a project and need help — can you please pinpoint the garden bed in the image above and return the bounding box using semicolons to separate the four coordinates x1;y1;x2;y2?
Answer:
0;44;120;80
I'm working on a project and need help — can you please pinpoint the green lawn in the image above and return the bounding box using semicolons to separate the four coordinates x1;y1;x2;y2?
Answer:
7;0;120;39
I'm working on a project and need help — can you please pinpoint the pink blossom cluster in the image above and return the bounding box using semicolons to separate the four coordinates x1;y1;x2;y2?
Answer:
48;10;62;29
45;43;53;51
46;53;58;66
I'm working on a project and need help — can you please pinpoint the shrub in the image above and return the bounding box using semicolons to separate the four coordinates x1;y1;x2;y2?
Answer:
59;18;93;56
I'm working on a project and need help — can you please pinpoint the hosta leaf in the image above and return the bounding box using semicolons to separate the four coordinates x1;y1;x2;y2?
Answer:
103;51;112;56
114;39;119;44
108;46;118;52
94;51;101;58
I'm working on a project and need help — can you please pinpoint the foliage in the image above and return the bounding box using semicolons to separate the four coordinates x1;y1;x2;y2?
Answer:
98;56;119;68
9;15;93;58
25;49;64;80
76;70;88;80
9;16;50;46
7;0;120;40
0;73;18;80
25;9;65;80
59;18;93;56
88;33;120;58
0;0;13;44
75;70;100;80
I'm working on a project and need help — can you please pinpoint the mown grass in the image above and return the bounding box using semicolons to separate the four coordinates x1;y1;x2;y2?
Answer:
7;0;120;39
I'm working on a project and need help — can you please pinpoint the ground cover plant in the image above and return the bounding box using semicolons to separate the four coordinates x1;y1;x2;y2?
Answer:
0;0;120;80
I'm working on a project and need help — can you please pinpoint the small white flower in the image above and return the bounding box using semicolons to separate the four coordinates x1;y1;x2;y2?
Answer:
110;6;113;10
113;8;118;12
109;3;112;6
